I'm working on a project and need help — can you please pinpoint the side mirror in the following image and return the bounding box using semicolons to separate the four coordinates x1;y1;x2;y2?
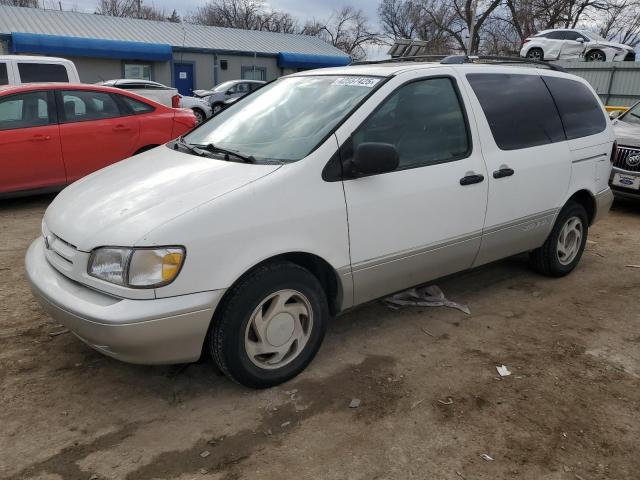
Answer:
349;142;399;177
609;110;622;120
576;38;585;43
226;89;234;95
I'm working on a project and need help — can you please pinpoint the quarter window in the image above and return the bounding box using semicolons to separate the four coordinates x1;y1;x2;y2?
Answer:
0;91;51;131
18;63;69;83
542;76;606;140
0;63;8;85
352;77;470;170
467;73;565;150
119;95;155;114
60;90;121;122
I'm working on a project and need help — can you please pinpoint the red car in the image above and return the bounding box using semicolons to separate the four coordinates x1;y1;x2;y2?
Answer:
0;83;196;197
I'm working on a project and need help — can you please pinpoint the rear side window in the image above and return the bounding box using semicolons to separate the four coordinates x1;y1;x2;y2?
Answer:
119;95;155;114
0;63;8;85
60;90;121;122
0;91;51;130
18;63;69;83
542;76;606;139
467;73;565;150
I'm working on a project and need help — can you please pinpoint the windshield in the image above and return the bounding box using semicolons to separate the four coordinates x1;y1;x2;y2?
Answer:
185;75;382;163
621;102;640;125
212;81;237;93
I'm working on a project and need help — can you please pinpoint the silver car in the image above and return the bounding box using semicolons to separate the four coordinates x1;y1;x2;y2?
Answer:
610;105;640;199
193;80;265;113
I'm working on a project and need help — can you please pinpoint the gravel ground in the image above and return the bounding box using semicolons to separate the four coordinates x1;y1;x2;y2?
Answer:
1;194;639;480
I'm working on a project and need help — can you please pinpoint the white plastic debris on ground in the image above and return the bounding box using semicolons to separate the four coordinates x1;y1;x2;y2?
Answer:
496;365;511;377
384;285;471;315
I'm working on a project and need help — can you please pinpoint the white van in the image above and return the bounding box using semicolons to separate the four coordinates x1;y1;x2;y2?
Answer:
26;58;615;388
0;55;80;85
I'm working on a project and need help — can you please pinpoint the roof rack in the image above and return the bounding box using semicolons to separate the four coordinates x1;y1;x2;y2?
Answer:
352;54;567;73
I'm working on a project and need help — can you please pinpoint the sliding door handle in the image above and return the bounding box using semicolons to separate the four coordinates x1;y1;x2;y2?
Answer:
493;167;515;179
460;173;485;186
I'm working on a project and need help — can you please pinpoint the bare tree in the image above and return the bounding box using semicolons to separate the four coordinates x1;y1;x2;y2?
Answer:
378;0;421;39
301;7;380;60
96;0;176;21
599;0;640;46
189;0;298;33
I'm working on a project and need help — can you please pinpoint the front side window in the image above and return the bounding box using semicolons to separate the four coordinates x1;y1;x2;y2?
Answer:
60;90;121;122
564;31;586;41
542;76;606;139
123;63;151;81
185;75;381;163
0;63;8;85
546;31;567;40
351;77;470;170
467;73;565;150
0;91;50;131
18;63;69;83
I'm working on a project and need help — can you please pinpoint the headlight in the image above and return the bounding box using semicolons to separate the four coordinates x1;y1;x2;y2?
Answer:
88;247;185;288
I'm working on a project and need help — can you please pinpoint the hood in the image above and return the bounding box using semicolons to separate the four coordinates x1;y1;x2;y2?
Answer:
44;146;281;251
592;40;634;51
613;119;640;147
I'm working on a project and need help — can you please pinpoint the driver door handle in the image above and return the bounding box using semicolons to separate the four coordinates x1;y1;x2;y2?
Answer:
493;167;515;179
460;173;485;186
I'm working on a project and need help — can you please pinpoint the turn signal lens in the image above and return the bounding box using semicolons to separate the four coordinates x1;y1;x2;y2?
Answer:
162;252;183;282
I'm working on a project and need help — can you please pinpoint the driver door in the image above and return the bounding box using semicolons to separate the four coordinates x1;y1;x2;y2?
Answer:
335;69;489;305
560;31;587;60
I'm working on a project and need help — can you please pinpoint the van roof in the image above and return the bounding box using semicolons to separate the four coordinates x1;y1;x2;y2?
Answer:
0;55;74;63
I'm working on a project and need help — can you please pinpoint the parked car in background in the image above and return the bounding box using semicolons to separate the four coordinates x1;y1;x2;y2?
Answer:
26;61;613;389
610;104;640;199
100;79;180;107
0;55;80;85
521;29;635;62
0;83;196;197
101;79;212;124
178;95;212;124
193;79;265;113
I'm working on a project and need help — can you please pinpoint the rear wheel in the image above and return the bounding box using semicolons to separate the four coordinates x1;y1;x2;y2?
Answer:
526;48;544;61
210;262;329;388
529;201;588;277
586;49;606;62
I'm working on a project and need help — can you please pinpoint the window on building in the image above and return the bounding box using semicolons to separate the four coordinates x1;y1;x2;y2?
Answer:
18;63;69;83
542;76;606;140
0;91;50;131
0;63;8;86
60;90;121;122
466;73;565;150
351;77;470;171
241;66;266;81
119;95;155;114
123;63;152;81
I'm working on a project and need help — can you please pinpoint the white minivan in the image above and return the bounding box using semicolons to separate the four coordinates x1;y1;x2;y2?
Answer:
26;59;615;388
0;55;80;85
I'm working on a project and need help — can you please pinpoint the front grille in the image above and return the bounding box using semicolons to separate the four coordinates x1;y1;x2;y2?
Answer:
614;145;640;172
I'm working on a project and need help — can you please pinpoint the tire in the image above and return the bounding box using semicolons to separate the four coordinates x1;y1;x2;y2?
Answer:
529;200;589;277
210;261;329;389
192;108;205;125
586;49;606;62
526;48;544;61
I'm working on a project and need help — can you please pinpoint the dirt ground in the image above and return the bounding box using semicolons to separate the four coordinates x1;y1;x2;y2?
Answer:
1;194;639;480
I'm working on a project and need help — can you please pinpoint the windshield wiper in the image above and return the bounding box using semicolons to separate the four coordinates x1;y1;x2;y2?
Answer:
194;143;255;163
173;136;207;156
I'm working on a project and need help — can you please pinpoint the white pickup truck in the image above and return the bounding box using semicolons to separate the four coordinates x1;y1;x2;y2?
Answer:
0;55;80;85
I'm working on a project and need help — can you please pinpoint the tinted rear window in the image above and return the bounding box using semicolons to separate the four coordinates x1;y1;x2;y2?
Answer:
467;73;565;150
18;63;69;83
0;63;7;85
542;76;606;140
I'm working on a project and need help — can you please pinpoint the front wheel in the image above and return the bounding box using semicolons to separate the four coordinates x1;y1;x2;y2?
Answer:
586;49;606;62
210;262;329;388
192;108;205;125
529;201;589;277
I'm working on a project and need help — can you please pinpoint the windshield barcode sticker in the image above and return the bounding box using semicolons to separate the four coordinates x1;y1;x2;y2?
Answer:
332;77;380;88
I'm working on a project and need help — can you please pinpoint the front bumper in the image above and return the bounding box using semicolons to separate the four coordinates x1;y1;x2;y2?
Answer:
25;237;224;364
609;167;640;200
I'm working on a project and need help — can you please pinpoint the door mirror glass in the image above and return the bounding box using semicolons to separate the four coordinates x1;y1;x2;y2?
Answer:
609;110;622;120
226;89;235;95
350;142;399;177
576;37;585;43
